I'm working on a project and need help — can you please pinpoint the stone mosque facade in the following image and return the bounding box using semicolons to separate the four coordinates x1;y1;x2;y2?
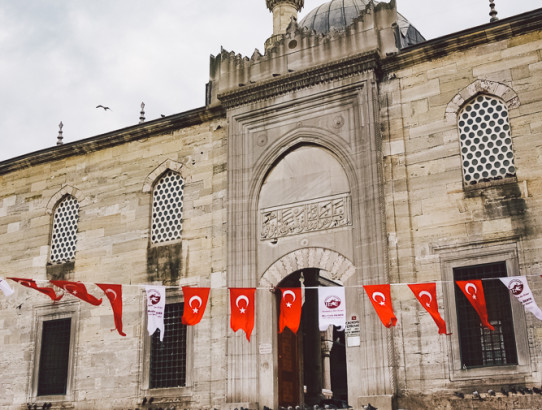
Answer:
2;0;542;408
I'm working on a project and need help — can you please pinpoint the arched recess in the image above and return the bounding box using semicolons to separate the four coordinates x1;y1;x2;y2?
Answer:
142;159;183;193
259;247;356;287
248;127;360;207
445;79;520;124
46;185;86;215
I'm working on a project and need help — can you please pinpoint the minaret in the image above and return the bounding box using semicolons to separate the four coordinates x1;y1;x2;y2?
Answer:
265;0;304;49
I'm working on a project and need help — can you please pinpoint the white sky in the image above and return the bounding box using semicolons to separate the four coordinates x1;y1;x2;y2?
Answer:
0;0;540;162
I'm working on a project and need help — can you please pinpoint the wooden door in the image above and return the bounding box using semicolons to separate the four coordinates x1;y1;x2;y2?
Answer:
278;327;301;406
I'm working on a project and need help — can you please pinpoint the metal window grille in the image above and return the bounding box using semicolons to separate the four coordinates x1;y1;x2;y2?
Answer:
150;303;187;388
38;318;71;396
50;195;79;263
454;262;517;368
151;171;184;244
458;95;516;185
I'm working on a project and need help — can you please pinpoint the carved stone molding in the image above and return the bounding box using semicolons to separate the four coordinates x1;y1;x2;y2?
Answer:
260;193;352;240
217;52;377;109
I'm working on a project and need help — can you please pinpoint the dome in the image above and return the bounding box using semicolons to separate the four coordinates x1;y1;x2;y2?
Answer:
299;0;425;48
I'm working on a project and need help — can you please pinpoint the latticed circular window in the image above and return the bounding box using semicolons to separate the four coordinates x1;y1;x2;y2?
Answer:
151;171;184;244
458;95;516;185
50;195;79;263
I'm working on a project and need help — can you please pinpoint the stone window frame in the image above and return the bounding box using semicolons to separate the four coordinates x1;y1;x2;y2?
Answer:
142;159;185;247
445;80;520;190
140;289;193;399
438;241;531;381
30;301;80;403
45;186;86;266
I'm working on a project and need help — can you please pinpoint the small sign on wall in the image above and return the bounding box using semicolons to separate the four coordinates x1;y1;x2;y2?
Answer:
346;315;360;347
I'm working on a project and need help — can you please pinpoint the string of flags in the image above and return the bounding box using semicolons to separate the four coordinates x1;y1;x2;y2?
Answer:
1;275;542;341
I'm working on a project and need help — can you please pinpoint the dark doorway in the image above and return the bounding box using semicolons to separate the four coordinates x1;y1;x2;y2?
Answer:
277;269;348;407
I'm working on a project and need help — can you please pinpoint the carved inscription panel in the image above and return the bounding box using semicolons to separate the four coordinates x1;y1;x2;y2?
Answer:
260;193;352;240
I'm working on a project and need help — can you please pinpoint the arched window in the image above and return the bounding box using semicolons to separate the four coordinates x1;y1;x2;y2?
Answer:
458;95;516;185
49;195;79;264
151;170;184;244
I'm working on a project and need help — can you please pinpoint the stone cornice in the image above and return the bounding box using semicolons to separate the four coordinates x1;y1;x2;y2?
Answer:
217;51;380;109
0;105;225;175
382;7;542;73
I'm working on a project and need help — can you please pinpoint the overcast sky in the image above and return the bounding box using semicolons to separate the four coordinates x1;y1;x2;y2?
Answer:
0;0;539;162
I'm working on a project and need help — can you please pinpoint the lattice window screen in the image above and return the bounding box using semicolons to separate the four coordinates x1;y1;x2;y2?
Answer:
151;171;184;244
458;95;516;185
50;195;79;263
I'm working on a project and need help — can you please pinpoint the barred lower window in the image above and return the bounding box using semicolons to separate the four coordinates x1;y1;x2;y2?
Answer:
458;95;516;185
149;303;187;388
37;318;71;396
454;262;517;368
50;195;79;263
151;171;184;244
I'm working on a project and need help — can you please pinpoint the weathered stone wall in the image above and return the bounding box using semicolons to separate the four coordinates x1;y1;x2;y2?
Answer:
0;114;228;409
381;19;542;405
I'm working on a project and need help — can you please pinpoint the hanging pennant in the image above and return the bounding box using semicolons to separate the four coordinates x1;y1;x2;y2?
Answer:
0;277;14;297
50;280;102;306
455;280;494;330
279;287;302;334
408;283;447;334
96;283;126;336
363;284;397;328
500;276;542;320
230;288;255;341
8;277;63;301
145;286;166;341
318;287;346;331
181;287;210;326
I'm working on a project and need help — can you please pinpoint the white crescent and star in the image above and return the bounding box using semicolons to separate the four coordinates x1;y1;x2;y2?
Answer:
283;290;296;308
418;290;433;308
236;295;250;313
465;283;478;300
189;295;203;313
372;291;386;306
65;284;79;296
105;288;118;302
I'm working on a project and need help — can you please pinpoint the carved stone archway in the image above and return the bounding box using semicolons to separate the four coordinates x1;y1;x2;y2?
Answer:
259;247;356;287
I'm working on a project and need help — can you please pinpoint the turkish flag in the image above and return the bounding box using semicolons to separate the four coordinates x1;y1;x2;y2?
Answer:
408;283;447;334
182;287;210;326
50;280;102;306
279;288;302;334
230;288;255;341
96;284;126;336
456;280;494;331
8;277;63;301
363;284;397;328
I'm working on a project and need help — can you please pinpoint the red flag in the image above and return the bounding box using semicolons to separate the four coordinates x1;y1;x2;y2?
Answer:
230;288;255;341
279;288;302;334
181;287;210;326
50;280;102;306
96;283;126;336
408;283;447;335
363;284;397;328
456;280;494;330
8;277;63;301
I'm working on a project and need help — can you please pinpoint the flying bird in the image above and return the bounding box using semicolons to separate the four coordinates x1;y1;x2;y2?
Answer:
96;105;111;111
